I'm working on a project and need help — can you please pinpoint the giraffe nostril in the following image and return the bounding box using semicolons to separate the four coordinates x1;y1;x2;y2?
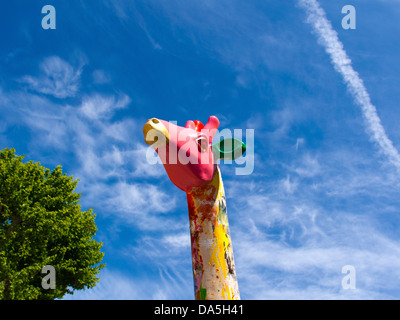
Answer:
151;118;160;124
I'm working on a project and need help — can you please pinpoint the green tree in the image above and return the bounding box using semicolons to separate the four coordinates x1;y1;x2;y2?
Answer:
0;148;105;299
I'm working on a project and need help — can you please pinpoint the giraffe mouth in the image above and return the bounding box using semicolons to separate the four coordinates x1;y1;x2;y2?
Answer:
143;118;170;147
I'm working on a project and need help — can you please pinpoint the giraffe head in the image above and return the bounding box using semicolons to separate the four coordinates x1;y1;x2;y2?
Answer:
143;116;246;192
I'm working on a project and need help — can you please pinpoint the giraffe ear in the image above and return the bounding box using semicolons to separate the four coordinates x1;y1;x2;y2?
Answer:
212;138;246;160
185;120;196;130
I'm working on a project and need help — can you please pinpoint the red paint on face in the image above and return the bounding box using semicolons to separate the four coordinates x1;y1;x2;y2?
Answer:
154;116;220;192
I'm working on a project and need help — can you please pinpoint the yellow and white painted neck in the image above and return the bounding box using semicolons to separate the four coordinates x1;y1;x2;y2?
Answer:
186;167;240;300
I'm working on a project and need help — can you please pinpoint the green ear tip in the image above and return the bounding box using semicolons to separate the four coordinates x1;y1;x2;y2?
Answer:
241;141;246;154
212;138;246;160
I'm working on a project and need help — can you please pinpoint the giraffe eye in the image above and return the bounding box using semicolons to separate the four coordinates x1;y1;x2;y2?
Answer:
196;137;208;153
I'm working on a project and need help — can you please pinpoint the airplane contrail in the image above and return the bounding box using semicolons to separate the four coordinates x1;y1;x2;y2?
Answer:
298;0;400;172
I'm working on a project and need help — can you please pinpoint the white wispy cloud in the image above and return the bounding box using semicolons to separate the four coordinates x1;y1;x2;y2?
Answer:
19;56;83;98
92;69;111;84
291;153;321;178
101;181;178;228
298;0;400;172
80;93;131;120
280;175;299;195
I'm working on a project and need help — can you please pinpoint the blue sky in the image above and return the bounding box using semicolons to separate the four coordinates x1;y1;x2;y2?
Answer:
1;0;400;299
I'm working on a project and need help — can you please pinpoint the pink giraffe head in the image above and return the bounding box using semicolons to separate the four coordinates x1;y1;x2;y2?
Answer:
143;116;246;192
143;116;219;192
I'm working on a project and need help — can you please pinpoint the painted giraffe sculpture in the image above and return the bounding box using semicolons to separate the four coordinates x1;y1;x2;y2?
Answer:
143;116;246;300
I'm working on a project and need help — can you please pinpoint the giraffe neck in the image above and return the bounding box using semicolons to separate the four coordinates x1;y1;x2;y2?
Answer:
186;167;240;300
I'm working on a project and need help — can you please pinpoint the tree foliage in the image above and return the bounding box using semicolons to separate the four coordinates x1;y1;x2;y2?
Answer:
0;148;105;299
